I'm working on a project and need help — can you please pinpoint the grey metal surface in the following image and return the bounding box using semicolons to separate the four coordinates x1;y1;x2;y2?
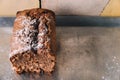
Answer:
0;26;120;80
1;16;120;27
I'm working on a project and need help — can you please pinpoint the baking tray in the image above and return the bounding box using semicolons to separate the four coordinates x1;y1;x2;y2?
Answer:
0;16;120;80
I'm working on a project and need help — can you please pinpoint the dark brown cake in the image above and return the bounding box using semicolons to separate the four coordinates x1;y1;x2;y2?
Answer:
10;8;56;74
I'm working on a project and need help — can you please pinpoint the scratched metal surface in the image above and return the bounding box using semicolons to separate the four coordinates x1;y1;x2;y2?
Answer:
0;26;120;80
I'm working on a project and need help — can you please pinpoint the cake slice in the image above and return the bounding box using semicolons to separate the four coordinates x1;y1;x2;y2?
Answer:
10;8;56;74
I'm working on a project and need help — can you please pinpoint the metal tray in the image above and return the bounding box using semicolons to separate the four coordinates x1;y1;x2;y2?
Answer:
0;16;120;80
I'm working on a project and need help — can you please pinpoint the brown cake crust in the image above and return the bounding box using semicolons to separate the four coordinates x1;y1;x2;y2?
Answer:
10;8;56;74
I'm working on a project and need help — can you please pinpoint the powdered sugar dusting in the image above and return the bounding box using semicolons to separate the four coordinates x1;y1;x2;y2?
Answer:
21;17;36;27
38;37;44;43
101;56;120;80
10;16;38;57
38;17;48;36
47;37;50;42
37;43;44;49
10;15;51;57
37;16;50;49
10;46;31;57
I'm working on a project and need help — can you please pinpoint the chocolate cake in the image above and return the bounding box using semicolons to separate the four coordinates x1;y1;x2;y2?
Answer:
10;8;56;74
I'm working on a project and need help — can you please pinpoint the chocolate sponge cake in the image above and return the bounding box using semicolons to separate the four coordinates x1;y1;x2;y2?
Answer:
10;8;56;74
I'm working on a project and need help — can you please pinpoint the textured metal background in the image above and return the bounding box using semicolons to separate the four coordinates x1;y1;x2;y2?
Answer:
1;16;120;27
0;17;120;80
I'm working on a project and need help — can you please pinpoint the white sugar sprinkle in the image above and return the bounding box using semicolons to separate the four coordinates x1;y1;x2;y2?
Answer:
10;15;51;57
10;16;38;57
